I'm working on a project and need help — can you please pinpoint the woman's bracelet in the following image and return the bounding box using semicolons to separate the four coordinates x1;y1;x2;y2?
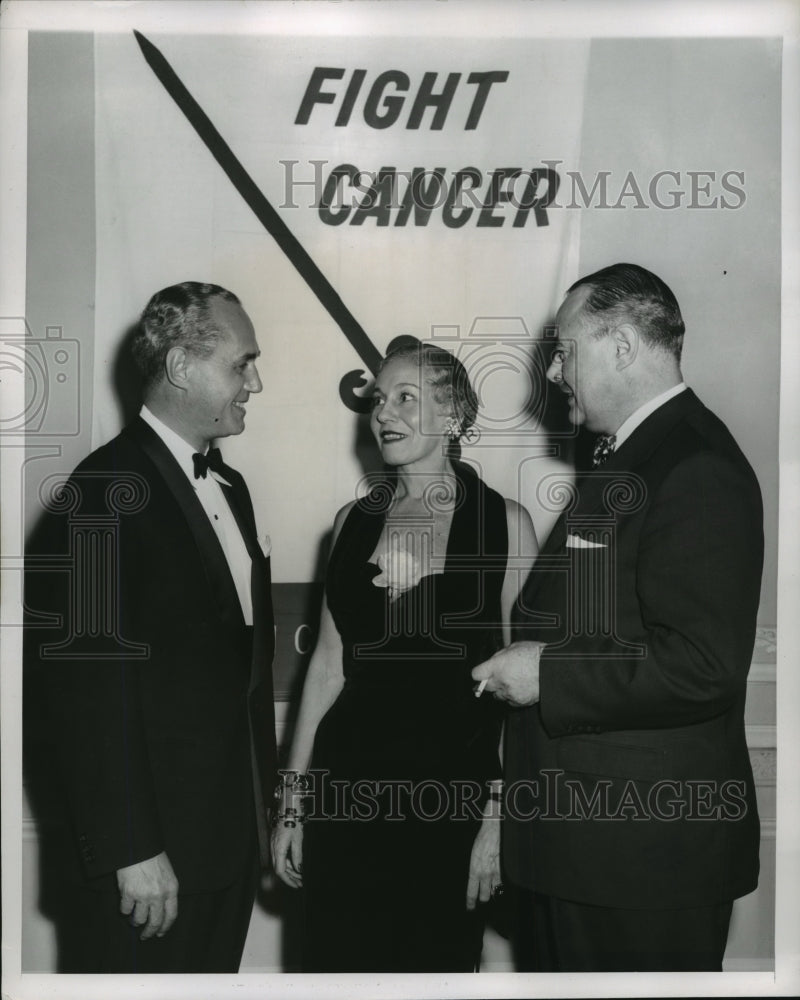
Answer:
273;771;311;827
273;808;306;828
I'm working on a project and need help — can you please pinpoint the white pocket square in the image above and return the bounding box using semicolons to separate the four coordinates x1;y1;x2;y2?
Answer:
566;534;608;549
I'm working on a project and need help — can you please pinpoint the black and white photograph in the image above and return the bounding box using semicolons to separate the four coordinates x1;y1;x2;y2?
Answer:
1;1;798;997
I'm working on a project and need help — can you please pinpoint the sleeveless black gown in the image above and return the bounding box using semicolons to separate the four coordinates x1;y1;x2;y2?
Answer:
301;462;508;972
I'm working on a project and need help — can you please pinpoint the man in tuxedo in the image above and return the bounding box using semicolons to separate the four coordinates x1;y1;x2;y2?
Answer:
473;263;763;971
25;282;277;972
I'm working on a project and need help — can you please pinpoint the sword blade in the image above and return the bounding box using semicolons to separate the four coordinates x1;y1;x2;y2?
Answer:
133;30;383;377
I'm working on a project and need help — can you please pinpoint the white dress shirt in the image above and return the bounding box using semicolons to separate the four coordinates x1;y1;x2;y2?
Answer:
613;382;687;450
140;406;253;625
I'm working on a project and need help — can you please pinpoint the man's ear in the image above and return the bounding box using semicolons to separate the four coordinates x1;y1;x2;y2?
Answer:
612;323;639;371
165;346;190;389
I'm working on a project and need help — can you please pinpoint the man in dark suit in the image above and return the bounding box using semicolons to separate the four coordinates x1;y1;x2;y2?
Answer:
25;281;277;972
473;263;763;971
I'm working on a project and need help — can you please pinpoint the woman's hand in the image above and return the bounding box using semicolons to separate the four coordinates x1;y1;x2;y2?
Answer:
271;820;304;889
465;816;501;910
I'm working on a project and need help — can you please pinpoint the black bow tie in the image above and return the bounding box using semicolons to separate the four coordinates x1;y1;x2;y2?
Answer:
192;447;225;479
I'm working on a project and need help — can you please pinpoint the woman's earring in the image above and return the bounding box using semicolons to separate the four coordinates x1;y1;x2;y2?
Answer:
444;416;461;441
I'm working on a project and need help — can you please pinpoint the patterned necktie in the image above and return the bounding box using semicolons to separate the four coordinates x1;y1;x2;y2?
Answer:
591;434;617;467
192;447;225;479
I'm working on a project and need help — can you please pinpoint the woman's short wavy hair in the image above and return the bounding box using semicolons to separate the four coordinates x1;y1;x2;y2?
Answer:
379;340;479;443
131;281;241;388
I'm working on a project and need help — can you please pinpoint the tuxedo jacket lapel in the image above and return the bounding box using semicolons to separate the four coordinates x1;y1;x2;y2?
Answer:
215;460;276;707
124;418;244;626
218;473;262;566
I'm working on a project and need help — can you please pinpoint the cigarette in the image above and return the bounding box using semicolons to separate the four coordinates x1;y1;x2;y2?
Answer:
474;678;488;698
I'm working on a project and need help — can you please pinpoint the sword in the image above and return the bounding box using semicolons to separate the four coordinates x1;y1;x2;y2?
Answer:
133;30;381;413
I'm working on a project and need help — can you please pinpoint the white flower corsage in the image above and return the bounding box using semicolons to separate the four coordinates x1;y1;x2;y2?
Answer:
372;539;422;601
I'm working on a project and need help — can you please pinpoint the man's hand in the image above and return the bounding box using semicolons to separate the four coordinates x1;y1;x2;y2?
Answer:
117;851;179;940
472;641;545;707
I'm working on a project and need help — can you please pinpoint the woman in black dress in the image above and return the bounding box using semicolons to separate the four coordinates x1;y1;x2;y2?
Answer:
271;342;537;972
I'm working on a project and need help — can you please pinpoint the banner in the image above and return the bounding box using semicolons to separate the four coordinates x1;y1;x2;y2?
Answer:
93;31;588;562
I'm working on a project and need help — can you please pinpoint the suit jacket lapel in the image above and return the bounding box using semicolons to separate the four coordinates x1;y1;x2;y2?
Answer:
519;389;702;611
124;418;244;626
572;388;702;520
